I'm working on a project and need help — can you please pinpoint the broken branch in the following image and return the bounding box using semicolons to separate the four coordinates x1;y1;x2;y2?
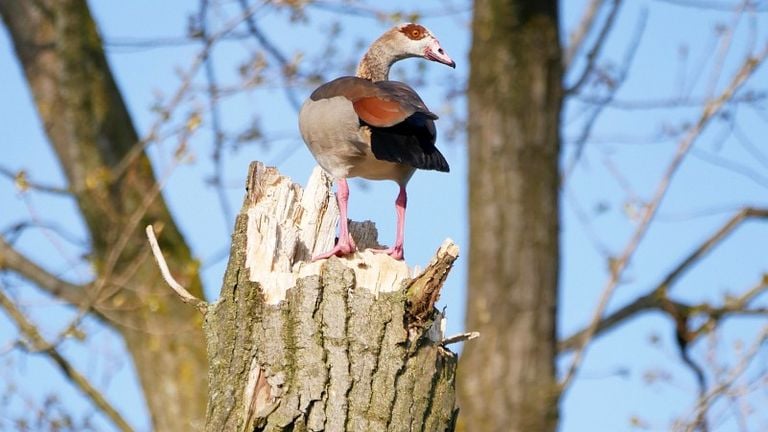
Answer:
145;225;207;313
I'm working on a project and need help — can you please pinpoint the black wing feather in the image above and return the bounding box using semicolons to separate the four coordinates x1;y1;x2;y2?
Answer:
365;112;449;172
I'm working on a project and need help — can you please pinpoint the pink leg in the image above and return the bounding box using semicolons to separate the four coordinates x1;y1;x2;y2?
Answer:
372;186;406;260
312;179;357;261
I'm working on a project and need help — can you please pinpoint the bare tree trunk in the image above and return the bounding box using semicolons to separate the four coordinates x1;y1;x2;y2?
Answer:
0;1;208;430
203;163;460;431
457;1;563;431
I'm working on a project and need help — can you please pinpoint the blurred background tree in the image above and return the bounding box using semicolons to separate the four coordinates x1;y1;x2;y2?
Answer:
1;0;767;431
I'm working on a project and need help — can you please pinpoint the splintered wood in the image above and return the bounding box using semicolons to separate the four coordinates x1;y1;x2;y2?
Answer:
242;162;458;304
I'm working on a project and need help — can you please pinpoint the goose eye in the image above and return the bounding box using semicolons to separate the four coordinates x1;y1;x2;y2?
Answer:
411;29;421;38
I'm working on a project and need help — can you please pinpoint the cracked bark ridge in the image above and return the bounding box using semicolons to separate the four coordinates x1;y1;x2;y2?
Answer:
205;162;460;431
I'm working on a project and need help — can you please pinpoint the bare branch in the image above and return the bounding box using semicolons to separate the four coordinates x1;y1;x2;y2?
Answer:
565;0;606;67
0;235;87;307
442;331;480;346
145;225;207;313
704;1;749;97
0;286;134;432
562;8;646;178
682;325;768;432
2;220;88;248
652;0;768;12
110;1;264;182
666;300;709;432
562;274;767;432
0;165;71;196
559;207;768;353
307;1;471;20
559;44;768;390
237;0;302;110
689;274;768;339
559;293;657;352
575;91;767;110
664;207;768;290
38;154;197;353
565;0;624;94
733;121;768;169
680;347;709;431
691;147;768;189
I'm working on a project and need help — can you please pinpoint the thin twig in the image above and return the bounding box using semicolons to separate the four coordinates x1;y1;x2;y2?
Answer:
691;147;768;189
733;121;768;169
575;91;767;110
0;235;88;308
563;186;612;258
42;157;186;349
237;0;302;110
652;0;768;12
565;0;606;68
145;225;207;313
110;1;264;183
566;0;624;95
562;7;646;179
682;325;768;432
441;331;480;346
0;286;134;432
688;273;768;339
657;207;767;293
2;220;88;248
668;301;709;432
308;1;471;20
705;0;749;97
199;0;235;230
0;165;70;196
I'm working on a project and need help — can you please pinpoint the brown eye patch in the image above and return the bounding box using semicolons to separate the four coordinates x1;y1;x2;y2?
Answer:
400;23;427;40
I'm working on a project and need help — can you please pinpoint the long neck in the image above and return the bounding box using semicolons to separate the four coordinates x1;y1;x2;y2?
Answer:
356;41;398;82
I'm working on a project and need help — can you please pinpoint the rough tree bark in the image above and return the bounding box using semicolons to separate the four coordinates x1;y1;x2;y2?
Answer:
200;163;462;431
457;1;562;431
0;1;208;430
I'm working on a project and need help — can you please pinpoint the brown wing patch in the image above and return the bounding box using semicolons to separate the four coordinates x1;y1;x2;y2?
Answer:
399;23;427;40
353;97;410;127
310;76;386;102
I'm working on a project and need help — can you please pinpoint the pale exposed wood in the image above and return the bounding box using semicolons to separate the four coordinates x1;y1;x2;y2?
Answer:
244;164;425;305
442;332;481;346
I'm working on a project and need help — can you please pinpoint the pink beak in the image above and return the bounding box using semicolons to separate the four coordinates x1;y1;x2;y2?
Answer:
425;39;456;68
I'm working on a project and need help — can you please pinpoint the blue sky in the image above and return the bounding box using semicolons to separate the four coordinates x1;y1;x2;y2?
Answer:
1;0;767;431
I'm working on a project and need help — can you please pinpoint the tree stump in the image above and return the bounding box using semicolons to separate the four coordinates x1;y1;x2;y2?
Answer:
204;162;461;431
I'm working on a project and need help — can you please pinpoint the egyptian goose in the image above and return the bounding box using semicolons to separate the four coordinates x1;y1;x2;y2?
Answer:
299;23;455;261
